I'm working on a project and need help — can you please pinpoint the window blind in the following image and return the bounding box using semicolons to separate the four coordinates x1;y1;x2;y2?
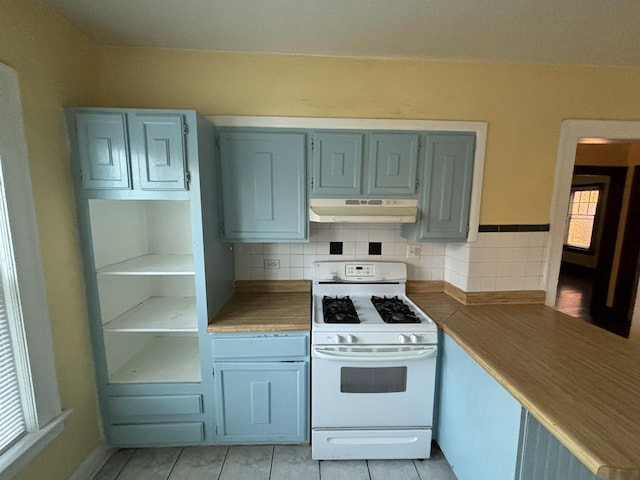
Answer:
0;273;25;453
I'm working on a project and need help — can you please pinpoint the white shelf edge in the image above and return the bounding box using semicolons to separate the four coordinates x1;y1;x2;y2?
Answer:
103;296;197;333
97;254;195;276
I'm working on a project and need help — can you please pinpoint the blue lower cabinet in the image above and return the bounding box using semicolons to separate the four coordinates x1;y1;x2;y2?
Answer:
103;387;211;447
109;422;205;446
214;361;308;443
437;333;522;480
108;394;203;418
211;332;310;444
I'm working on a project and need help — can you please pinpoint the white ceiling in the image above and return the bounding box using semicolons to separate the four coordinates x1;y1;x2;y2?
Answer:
36;0;640;66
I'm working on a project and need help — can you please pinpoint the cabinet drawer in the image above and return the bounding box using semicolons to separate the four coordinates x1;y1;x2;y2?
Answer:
109;422;204;446
108;394;203;417
212;335;308;359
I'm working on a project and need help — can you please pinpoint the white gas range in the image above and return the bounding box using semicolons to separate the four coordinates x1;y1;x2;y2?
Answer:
311;261;438;460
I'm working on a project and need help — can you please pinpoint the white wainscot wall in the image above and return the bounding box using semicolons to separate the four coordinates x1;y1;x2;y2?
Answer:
446;231;549;292
233;225;549;293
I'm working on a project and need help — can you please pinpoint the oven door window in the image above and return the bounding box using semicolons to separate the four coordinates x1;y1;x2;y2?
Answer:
340;366;407;393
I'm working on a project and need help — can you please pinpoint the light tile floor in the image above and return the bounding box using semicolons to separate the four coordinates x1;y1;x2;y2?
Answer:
93;444;458;480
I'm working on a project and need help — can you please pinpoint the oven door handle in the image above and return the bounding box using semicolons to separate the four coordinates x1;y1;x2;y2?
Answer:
312;345;437;362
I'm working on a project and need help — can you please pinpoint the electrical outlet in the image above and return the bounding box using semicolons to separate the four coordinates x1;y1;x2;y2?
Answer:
264;259;280;270
406;244;422;258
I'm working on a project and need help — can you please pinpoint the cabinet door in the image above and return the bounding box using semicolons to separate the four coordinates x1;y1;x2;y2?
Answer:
311;132;363;196
367;133;419;196
437;333;522;480
214;362;308;443
75;112;131;190
219;131;306;241
419;133;475;241
129;113;188;191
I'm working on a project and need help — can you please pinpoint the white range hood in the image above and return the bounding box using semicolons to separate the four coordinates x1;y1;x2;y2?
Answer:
309;198;418;223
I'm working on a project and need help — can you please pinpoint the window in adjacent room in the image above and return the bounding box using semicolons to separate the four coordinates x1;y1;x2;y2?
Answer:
564;186;601;250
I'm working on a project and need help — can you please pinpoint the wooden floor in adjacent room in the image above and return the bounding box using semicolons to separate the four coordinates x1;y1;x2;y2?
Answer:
93;444;457;480
554;263;595;324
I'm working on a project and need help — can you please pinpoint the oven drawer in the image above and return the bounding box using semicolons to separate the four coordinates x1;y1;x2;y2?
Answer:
211;333;308;359
312;428;433;460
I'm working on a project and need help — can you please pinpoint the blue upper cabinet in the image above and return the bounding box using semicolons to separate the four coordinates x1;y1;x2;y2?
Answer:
403;132;475;242
70;109;190;197
366;133;419;196
129;113;188;191
219;130;307;242
311;132;363;196
309;131;420;198
75;112;132;190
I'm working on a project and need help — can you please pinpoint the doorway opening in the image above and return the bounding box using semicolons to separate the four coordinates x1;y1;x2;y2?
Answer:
547;121;640;338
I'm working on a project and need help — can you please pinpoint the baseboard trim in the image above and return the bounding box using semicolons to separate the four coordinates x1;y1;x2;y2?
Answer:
235;280;311;293
444;283;546;305
69;443;113;480
406;281;445;294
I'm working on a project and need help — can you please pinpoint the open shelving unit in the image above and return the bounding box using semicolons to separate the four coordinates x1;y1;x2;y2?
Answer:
89;199;201;384
107;336;201;384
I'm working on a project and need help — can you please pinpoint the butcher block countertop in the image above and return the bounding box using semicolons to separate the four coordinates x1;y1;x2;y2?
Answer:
410;292;640;480
207;281;311;333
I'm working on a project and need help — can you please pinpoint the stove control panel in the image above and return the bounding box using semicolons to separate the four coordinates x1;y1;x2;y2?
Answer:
398;334;422;343
317;332;434;345
333;334;356;344
345;264;375;277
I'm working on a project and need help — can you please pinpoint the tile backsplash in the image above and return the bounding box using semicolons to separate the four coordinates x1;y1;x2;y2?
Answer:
233;224;548;292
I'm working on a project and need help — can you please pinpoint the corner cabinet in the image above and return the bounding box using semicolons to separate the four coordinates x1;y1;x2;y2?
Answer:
402;132;475;242
210;332;309;444
67;108;235;446
218;130;307;242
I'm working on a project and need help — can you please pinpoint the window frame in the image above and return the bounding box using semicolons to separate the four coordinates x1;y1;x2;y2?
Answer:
563;183;603;255
0;63;70;479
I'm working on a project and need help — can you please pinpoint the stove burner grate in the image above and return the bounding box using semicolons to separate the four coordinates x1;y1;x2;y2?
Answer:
371;296;421;324
322;296;360;324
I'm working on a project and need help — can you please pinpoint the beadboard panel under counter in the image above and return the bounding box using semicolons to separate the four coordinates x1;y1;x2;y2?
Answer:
207;281;311;333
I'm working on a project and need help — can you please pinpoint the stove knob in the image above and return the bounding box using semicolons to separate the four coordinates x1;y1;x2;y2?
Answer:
410;334;419;344
333;334;343;344
346;334;355;344
397;335;408;344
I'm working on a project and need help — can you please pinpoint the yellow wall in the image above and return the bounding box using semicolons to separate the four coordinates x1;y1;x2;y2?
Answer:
0;1;102;479
3;1;640;476
97;48;640;224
